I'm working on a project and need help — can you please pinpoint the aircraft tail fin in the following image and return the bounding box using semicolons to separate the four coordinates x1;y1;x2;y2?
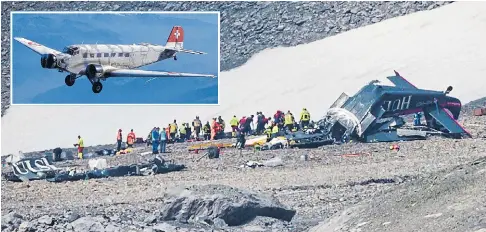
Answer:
165;26;184;49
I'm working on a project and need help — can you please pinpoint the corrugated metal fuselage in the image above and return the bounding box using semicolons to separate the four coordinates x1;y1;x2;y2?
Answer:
63;44;176;74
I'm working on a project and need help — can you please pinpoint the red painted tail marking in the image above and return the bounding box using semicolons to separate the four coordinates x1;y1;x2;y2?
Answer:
167;26;184;43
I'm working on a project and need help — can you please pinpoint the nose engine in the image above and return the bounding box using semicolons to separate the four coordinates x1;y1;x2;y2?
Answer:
40;54;59;69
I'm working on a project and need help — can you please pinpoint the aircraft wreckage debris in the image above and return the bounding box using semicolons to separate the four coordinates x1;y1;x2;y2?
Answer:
2;155;185;182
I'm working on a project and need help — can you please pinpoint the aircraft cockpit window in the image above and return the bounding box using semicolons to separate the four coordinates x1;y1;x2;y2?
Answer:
63;46;79;55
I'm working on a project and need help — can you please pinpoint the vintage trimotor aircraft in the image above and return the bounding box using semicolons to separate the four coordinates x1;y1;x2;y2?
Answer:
319;70;472;142
14;26;216;93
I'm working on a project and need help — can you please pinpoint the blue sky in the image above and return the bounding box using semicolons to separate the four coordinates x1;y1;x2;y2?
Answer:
11;12;219;104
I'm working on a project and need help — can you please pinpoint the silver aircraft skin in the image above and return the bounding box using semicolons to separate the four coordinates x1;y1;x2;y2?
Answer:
14;26;216;93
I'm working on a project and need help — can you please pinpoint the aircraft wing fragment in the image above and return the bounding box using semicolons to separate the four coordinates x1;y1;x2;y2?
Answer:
427;107;472;137
106;69;216;78
13;37;62;55
387;70;418;89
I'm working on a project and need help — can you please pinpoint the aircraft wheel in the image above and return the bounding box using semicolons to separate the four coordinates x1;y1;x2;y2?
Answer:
92;82;103;94
65;75;75;86
174;55;177;61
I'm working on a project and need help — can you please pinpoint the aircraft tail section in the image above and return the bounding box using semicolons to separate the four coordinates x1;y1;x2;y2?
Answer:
165;26;184;49
387;70;418;89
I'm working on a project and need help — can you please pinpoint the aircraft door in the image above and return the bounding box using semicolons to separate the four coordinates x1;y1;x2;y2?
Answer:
139;47;149;66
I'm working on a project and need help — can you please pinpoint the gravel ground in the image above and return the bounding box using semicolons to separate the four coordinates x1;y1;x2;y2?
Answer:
1;1;452;115
2;114;485;231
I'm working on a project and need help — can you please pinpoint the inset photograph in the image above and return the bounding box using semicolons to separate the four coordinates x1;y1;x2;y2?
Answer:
11;11;219;104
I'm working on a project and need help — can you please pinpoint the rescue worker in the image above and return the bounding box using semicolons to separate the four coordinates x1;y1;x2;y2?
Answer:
179;123;187;142
185;123;192;141
165;126;171;143
203;121;211;140
245;115;254;135
239;116;247;134
284;111;294;132
300;108;311;128
116;129;123;151
292;121;298;132
160;127;168;153
264;124;272;140
169;120;178;141
146;127;155;147
218;116;226;132
256;112;265;135
236;127;246;149
413;112;422;126
127;129;136;148
274;110;284;128
230;115;239;137
271;123;280;139
192;116;202;139
74;135;84;159
151;127;160;154
211;118;219;140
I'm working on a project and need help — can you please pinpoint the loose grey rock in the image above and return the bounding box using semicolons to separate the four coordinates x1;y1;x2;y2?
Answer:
69;216;105;232
144;214;157;224
1;212;23;226
105;223;121;232
159;185;296;226
18;221;34;232
153;222;177;232
38;215;54;226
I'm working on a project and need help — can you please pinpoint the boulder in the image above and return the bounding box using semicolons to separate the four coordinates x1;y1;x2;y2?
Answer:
160;185;296;226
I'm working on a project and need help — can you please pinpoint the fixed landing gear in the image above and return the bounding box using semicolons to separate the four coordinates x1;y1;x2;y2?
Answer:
65;74;76;86
92;82;103;94
173;55;177;61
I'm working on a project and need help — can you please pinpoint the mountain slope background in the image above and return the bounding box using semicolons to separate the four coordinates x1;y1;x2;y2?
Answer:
1;1;453;114
11;13;219;104
3;1;486;155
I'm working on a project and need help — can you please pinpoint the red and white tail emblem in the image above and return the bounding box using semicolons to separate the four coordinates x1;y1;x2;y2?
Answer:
167;26;184;43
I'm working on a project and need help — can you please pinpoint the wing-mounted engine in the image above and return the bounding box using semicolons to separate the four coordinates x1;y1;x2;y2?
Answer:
40;54;59;69
85;64;106;80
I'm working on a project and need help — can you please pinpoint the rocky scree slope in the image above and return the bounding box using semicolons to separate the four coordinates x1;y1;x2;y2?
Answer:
0;1;451;115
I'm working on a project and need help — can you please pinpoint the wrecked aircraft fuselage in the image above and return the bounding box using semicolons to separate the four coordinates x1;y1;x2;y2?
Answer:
318;71;471;143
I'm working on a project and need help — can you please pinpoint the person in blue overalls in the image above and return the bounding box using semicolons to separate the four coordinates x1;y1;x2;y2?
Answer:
151;127;160;154
413;112;422;126
159;127;168;153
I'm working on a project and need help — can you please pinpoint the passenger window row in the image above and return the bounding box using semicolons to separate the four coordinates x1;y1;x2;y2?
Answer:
82;53;130;58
